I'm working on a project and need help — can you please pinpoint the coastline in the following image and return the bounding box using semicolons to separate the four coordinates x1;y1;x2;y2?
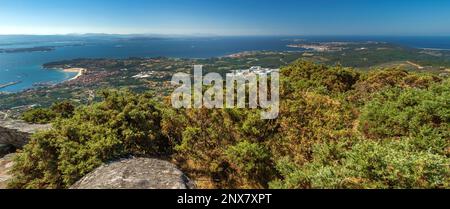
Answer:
59;68;86;81
418;47;450;51
0;81;22;90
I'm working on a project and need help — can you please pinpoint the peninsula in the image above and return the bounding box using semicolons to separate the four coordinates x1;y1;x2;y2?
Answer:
0;81;22;90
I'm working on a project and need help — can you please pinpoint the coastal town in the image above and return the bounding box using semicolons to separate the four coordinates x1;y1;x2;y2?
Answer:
1;41;450;118
286;41;381;52
231;66;279;76
0;51;303;117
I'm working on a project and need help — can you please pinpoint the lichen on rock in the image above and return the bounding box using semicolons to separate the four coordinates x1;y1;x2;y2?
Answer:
70;157;195;189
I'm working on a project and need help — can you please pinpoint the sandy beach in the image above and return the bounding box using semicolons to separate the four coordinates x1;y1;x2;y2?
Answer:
63;68;86;81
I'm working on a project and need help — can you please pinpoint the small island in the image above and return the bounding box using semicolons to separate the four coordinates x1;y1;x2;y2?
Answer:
0;46;55;53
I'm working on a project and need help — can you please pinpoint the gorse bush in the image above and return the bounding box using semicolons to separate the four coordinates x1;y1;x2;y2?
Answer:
50;101;75;119
163;108;276;188
272;91;356;165
21;100;75;124
280;60;360;96
350;68;441;103
9;60;450;189
9;90;169;189
359;80;449;143
21;108;56;124
268;65;449;189
270;140;449;189
225;141;274;188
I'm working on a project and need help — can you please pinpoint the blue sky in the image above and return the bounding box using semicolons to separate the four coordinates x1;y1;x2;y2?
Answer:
1;0;449;35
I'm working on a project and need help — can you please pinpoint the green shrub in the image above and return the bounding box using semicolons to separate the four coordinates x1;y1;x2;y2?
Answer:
21;101;75;124
270;63;448;189
271;140;449;189
359;80;449;141
9;89;169;189
281;60;360;96
350;69;441;103
270;91;356;165
226;141;273;187
170;108;241;188
22;108;56;124
51;101;75;118
164;107;276;188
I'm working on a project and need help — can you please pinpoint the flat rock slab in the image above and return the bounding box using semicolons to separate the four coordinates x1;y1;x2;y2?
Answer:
0;120;51;148
71;158;195;189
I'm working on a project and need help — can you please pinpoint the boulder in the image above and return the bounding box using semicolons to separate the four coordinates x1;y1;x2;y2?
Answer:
0;120;51;148
70;158;195;189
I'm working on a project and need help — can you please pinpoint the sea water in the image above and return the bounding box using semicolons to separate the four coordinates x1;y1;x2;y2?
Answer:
0;35;449;92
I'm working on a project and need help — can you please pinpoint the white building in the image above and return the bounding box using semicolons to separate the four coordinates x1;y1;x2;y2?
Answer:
232;66;278;76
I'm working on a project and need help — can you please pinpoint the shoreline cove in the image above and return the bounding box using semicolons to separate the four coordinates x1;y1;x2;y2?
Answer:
49;67;86;81
1;36;450;93
62;68;86;81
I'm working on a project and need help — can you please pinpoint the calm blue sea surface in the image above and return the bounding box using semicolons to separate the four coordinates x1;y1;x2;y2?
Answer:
0;35;449;92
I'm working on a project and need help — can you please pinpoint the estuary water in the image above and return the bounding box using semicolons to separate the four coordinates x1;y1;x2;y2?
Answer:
0;35;449;92
0;36;295;92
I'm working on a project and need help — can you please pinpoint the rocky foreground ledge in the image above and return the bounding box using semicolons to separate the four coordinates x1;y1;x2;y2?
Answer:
71;158;195;189
0;120;194;189
0;153;15;188
0;119;51;148
1;156;195;189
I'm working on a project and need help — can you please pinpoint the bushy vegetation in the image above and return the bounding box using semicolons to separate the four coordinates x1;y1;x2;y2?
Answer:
9;90;169;189
270;140;449;189
21;108;56;124
359;81;449;141
9;60;449;189
21;101;75;124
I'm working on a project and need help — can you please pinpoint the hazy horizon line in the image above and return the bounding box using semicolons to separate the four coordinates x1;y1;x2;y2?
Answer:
1;33;450;37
